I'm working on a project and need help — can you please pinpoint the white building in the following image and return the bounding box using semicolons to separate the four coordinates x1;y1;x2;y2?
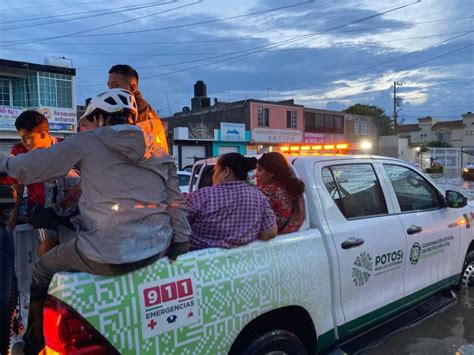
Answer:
397;113;474;148
0;58;77;154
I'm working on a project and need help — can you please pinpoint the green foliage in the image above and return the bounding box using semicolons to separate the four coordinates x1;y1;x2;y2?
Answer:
425;166;444;173
425;140;453;148
344;104;395;136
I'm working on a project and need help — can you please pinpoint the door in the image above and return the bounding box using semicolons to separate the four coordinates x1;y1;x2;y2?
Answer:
382;164;461;295
319;162;406;330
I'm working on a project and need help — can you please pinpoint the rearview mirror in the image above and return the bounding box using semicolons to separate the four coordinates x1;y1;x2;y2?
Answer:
445;190;467;208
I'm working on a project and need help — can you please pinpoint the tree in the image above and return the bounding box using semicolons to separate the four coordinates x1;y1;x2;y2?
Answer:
425;140;453;148
344;104;395;136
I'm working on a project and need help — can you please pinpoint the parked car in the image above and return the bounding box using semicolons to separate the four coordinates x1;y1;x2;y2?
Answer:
5;147;474;354
177;170;191;194
463;163;474;180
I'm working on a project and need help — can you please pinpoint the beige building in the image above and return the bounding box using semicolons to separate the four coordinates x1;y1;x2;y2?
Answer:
397;112;474;148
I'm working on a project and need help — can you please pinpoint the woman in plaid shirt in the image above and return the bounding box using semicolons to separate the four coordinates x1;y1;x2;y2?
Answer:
186;153;277;250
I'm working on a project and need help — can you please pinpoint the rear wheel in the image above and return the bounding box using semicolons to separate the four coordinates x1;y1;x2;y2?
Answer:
461;251;474;288
242;330;307;355
0;225;17;355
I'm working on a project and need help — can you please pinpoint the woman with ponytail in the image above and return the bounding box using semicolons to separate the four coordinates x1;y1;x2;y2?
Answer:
187;153;277;250
255;152;305;234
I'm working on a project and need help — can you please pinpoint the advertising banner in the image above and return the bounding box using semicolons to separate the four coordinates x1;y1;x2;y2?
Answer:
252;128;302;143
0;106;23;130
0;105;76;133
221;122;245;142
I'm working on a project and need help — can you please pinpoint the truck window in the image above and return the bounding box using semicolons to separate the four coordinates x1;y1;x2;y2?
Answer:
322;164;388;219
384;164;445;212
198;166;214;189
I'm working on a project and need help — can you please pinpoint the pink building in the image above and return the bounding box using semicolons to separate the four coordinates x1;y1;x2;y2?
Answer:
248;99;304;154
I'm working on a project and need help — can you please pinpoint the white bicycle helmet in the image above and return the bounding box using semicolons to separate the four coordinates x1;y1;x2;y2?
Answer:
79;88;138;125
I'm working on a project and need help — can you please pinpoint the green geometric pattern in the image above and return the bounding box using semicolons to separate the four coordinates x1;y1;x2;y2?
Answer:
48;231;332;354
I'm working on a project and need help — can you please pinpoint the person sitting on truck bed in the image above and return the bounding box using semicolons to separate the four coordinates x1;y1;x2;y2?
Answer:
186;152;277;249
7;110;79;256
1;89;191;354
255;152;305;234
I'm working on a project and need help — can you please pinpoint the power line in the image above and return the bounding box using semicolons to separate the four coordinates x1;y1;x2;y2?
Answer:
0;1;173;28
0;0;314;45
343;30;473;77
9;30;472;58
11;29;470;48
0;0;101;12
1;1;202;47
71;7;473;38
394;43;474;72
75;0;421;87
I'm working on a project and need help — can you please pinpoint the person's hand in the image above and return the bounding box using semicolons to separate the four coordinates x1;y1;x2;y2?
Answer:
61;184;81;209
6;209;19;230
167;241;190;264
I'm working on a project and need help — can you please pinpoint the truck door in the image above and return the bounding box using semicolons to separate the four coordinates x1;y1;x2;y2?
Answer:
318;162;406;334
382;164;461;295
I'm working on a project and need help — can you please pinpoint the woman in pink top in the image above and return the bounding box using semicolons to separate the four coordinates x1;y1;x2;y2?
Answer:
255;152;305;234
186;153;277;250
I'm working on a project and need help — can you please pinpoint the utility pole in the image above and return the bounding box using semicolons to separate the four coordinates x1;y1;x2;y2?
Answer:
266;87;271;101
165;90;172;117
393;81;403;133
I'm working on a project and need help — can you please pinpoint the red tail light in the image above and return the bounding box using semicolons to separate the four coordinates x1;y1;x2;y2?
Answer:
43;296;119;355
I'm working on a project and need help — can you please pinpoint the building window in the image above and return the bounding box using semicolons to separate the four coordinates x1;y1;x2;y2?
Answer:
12;76;39;107
355;119;370;135
438;131;450;143
39;72;72;108
305;113;344;133
287;111;297;128
258;107;270;127
0;79;10;106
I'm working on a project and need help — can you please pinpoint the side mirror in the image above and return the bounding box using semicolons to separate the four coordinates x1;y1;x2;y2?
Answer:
445;190;468;208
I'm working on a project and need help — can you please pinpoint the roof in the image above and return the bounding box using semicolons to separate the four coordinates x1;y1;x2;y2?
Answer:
397;124;420;133
432;120;465;130
0;58;76;76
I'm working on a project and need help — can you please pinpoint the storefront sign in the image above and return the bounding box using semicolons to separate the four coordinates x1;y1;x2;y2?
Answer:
0;106;23;130
221;122;245;142
0;105;76;133
252;128;302;143
304;132;324;143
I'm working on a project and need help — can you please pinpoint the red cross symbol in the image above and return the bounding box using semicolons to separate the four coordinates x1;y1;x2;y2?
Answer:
148;319;157;330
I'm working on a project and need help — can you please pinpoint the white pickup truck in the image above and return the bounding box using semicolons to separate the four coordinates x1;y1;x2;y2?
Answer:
7;151;474;354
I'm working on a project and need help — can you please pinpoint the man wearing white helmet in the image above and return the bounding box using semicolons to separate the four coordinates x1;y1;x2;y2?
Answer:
2;88;191;354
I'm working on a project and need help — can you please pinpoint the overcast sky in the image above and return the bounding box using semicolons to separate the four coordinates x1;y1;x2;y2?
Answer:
1;0;473;122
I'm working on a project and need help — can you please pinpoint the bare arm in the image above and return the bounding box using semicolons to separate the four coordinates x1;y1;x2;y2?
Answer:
258;225;277;241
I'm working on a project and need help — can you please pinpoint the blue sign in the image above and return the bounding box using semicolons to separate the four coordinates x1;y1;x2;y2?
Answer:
220;122;245;142
49;123;75;132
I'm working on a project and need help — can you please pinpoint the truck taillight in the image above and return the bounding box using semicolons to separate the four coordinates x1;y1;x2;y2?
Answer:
43;296;119;355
